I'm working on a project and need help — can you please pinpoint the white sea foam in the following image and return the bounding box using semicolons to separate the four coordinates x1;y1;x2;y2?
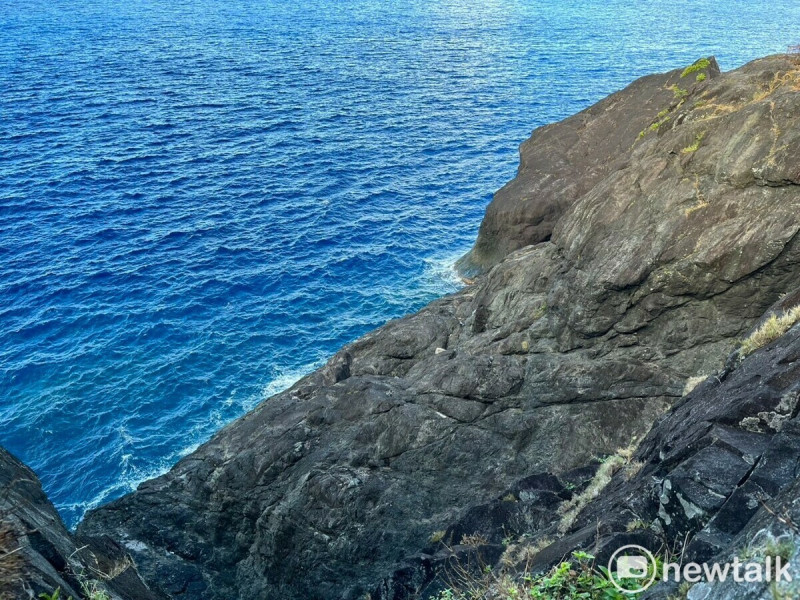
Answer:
68;258;459;528
67;456;175;528
255;360;325;407
416;249;469;298
428;250;467;282
70;360;327;528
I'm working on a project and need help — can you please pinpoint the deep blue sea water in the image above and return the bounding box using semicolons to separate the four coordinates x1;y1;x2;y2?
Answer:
2;0;798;528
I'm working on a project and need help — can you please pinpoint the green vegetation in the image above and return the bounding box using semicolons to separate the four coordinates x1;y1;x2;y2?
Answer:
667;582;692;600
681;58;711;79
434;550;656;599
40;590;70;600
39;584;111;600
39;580;111;600
669;84;689;100
681;132;706;154
79;579;111;600
740;306;800;356
430;530;447;544
636;62;712;144
736;531;797;599
636;99;682;141
533;303;547;320
638;114;671;139
626;518;648;532
39;571;113;600
764;537;795;562
739;531;795;563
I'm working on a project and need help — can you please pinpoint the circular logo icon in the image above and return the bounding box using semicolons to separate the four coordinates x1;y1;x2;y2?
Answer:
607;544;658;594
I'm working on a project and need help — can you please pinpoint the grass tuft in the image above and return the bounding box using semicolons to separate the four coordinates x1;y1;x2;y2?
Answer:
557;442;640;534
669;84;689;100
435;550;651;600
626;518;648;532
430;530;447;544
500;536;554;567
683;375;707;396
740;306;800;357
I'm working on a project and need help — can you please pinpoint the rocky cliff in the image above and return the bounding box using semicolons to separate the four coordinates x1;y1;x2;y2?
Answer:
4;54;800;600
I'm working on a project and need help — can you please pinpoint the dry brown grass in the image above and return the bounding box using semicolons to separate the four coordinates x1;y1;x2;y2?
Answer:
683;375;708;395
684;175;709;217
740;306;800;357
500;536;554;567
556;441;641;534
752;70;800;102
691;67;800;125
459;533;489;548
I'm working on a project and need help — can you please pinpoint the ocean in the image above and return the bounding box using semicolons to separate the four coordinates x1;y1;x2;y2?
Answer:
1;0;797;528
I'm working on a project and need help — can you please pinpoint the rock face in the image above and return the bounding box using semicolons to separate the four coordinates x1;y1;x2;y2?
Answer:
71;54;800;600
455;58;723;276
0;447;161;600
579;293;800;600
369;292;800;600
432;290;800;600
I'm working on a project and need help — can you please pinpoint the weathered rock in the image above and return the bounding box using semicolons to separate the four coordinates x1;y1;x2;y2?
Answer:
408;292;800;600
70;54;800;600
455;58;723;276
0;447;161;600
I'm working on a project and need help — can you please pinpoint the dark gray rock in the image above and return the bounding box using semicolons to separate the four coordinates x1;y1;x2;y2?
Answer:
455;58;722;276
438;294;800;600
0;447;161;600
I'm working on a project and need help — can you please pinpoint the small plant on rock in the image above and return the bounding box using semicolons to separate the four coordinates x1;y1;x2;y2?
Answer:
669;84;689;100
557;441;641;533
79;579;111;600
740;306;800;357
681;58;711;79
681;132;706;154
430;530;447;544
39;590;71;600
435;550;643;599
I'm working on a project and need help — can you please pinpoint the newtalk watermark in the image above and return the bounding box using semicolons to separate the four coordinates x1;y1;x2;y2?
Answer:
607;544;792;594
